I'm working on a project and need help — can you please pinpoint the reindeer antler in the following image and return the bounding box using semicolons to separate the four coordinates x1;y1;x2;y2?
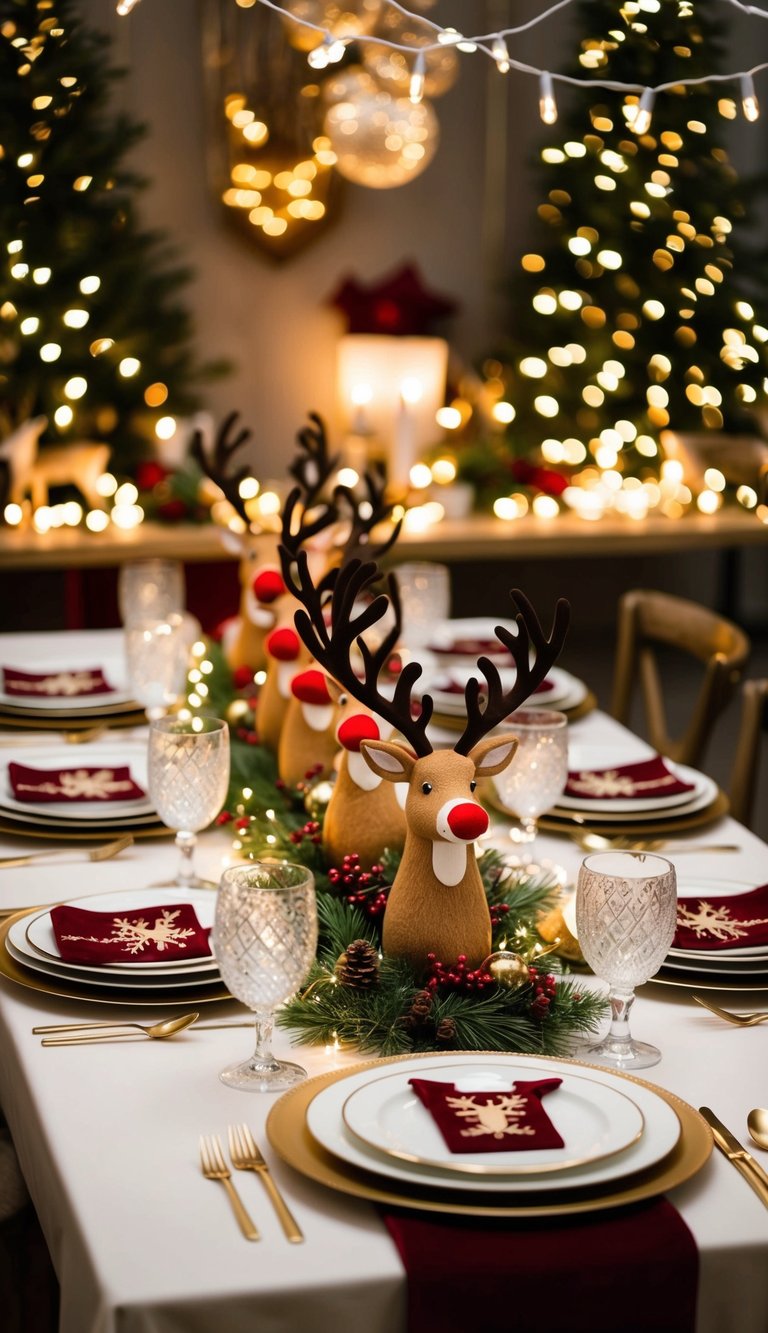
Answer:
335;460;403;565
289;412;341;507
453;590;570;755
280;549;434;757
190;411;252;526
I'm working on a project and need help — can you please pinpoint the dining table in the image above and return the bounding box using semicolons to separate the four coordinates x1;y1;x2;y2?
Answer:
0;631;767;1333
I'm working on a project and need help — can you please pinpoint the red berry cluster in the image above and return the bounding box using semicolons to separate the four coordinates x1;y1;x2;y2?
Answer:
289;820;322;846
215;810;232;826
489;902;510;930
528;968;557;1019
425;954;494;994
232;665;256;690
328;854;390;918
234;726;260;745
234;816;252;831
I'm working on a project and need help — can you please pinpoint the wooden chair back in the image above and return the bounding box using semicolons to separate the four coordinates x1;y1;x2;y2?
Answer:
610;589;751;767
728;678;768;829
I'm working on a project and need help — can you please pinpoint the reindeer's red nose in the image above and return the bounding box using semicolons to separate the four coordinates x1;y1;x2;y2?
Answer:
446;802;489;841
252;568;285;604
266;627;300;661
337;714;380;751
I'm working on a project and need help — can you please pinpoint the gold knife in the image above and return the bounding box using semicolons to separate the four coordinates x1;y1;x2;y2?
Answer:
699;1106;768;1208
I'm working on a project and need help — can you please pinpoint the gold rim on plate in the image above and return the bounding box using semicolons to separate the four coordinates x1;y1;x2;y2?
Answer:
0;907;232;1007
647;969;768;993
0;816;169;841
536;790;729;837
266;1051;712;1218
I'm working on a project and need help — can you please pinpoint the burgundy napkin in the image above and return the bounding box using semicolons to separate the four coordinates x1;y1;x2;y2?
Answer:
430;636;508;658
675;882;768;951
383;1199;698;1333
9;762;145;804
409;1077;564;1153
565;755;695;801
50;903;211;964
2;666;114;698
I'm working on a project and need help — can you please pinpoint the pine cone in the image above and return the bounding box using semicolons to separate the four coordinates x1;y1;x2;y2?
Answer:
435;1017;456;1045
335;939;380;990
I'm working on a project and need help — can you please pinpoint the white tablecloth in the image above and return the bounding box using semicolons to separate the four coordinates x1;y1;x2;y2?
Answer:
0;633;766;1332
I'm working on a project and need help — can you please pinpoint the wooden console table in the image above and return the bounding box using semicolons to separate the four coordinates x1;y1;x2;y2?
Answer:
0;508;766;570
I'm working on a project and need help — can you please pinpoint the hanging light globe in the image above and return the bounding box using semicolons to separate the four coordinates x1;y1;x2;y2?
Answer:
281;0;383;52
360;12;458;99
324;87;439;188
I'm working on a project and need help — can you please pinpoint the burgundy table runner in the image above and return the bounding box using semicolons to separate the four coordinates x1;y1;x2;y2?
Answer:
383;1196;698;1333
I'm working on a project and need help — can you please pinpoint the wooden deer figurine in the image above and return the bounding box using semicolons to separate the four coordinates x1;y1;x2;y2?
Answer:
284;553;570;973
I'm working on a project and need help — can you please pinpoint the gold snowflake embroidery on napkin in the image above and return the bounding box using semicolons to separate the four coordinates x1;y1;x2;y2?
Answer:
61;909;198;956
8;671;103;696
568;769;680;798
676;900;768;943
445;1093;537;1140
15;769;135;800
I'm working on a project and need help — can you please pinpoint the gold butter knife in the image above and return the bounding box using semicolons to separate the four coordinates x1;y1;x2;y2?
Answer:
699;1107;768;1208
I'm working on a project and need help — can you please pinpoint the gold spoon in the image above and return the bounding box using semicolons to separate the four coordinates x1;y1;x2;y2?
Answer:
35;1012;199;1045
748;1108;768;1150
0;833;133;870
572;831;739;854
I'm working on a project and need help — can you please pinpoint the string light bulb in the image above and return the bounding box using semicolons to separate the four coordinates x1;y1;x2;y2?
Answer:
409;50;426;105
740;73;760;121
632;87;656;134
492;36;510;74
539;72;557;125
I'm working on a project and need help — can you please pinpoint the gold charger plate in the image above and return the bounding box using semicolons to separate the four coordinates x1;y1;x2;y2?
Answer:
536;790;729;838
266;1052;712;1218
648;969;768;993
0;908;232;1007
0;816;169;842
433;689;597;733
0;710;146;731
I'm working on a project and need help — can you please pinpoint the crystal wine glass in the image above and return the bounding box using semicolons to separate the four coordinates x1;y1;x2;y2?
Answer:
213;862;318;1092
148;717;230;886
575;850;677;1069
394;561;451;649
118;558;185;627
124;613;197;721
491;709;568;863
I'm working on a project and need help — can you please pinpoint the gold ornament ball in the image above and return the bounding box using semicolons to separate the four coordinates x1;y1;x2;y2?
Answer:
486;951;530;991
226;698;252;725
304;776;336;819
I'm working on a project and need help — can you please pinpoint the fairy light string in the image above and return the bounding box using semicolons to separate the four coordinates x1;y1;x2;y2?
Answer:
118;0;768;123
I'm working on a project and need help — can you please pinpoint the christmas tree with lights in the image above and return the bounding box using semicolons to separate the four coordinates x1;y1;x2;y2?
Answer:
462;0;768;517
0;0;209;484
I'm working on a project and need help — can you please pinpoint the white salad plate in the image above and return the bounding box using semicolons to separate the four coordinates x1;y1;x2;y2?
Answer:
306;1053;680;1195
419;664;587;716
341;1061;644;1175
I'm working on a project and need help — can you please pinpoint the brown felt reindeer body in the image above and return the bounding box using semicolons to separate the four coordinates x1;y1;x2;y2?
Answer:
282;553;570;973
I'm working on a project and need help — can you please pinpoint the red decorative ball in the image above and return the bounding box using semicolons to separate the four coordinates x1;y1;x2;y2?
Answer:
232;665;255;689
266;627;301;661
291;669;331;704
337;713;380;751
252;567;286;604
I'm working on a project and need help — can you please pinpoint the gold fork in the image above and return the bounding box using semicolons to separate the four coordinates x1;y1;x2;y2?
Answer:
693;995;768;1027
199;1135;260;1241
228;1123;304;1243
0;833;134;870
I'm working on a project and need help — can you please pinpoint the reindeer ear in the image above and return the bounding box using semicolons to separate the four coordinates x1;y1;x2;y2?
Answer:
360;739;416;783
324;676;344;706
469;734;518;777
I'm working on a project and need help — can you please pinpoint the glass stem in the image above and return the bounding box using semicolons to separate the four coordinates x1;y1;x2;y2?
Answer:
175;830;197;885
607;988;636;1048
252;1008;276;1066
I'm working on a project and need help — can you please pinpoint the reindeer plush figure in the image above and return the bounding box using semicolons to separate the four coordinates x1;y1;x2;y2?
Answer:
283;554;570;973
277;667;339;788
322;683;407;871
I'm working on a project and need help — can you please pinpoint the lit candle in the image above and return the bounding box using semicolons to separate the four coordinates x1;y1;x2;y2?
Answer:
394;377;423;489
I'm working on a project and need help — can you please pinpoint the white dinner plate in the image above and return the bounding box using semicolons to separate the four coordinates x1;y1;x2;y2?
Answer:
425;618;520;663
1;744;154;821
548;768;718;824
418;664;586;717
11;887;218;976
558;745;709;814
306;1053;680;1195
341;1062;644;1175
0;648;132;710
5;935;222;991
